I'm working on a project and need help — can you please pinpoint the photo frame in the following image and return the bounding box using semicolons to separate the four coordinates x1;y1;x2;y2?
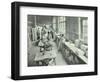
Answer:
11;1;98;80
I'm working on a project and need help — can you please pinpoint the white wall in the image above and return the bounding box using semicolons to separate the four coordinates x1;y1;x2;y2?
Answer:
0;0;99;82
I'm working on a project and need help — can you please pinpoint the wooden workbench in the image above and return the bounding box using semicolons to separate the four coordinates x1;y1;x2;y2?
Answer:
64;42;88;64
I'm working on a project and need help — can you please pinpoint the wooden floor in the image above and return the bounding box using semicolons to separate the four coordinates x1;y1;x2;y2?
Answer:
52;42;67;65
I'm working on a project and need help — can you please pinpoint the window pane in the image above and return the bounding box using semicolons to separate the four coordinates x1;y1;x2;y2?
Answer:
82;19;88;44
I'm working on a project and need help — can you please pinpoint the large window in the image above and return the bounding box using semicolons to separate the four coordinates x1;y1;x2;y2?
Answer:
65;17;79;41
52;17;57;32
58;16;66;35
81;18;88;44
52;16;66;35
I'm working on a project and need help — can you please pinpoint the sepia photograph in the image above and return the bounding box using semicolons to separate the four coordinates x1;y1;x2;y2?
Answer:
11;2;97;80
27;15;88;67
